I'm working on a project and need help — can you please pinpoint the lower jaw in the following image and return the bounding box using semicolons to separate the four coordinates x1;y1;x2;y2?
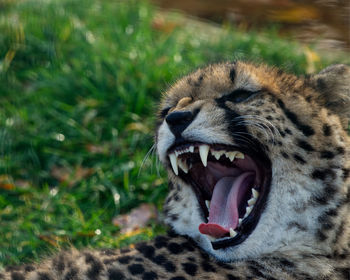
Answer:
190;166;271;250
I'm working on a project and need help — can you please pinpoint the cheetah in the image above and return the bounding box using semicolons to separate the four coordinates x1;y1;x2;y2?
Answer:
2;61;350;279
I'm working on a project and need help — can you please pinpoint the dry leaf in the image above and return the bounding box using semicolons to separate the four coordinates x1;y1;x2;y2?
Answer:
151;16;178;33
86;143;111;155
112;203;157;234
0;175;15;190
51;165;94;187
125;122;150;133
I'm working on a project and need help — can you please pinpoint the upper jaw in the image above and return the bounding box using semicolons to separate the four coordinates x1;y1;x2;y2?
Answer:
166;141;272;250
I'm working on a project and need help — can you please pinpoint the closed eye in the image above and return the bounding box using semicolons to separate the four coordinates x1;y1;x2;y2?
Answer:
223;89;261;103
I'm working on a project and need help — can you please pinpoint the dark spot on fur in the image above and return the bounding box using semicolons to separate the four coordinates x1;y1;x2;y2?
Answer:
11;272;25;280
120;248;131;254
323;124;332;136
335;267;350;279
52;255;65;273
136;243;155;259
167;242;183;254
336;147;345;154
154;236;168;248
85;253;103;279
311;169;336;181
229;68;236;83
181;262;198;276
297;139;314;152
305;95;312;102
167;229;179;238
287;222;307;231
278;129;286;137
317;78;327;91
164;261;176;272
248;265;264;277
170;277;186;280
217;262;234;270
128;264;145;275
277;99;314;137
285;128;293;135
293;154;306;164
142;271;158;280
320;150;335;159
333;221;345;244
108;268;126;280
64;267;78;280
316;229;328;241
278;258;295;268
201;260;216;272
343;168;350;180
281;152;289;159
24;265;35;272
181;240;196;251
227;275;241;280
325;208;338;217
318;214;334;230
117;256;131;264
152;254;166;266
170;214;178;221
38;272;53;280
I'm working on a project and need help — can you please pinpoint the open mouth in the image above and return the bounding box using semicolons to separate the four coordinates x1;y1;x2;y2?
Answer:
167;142;271;250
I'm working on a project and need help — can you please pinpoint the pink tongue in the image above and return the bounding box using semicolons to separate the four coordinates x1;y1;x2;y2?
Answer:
199;172;254;238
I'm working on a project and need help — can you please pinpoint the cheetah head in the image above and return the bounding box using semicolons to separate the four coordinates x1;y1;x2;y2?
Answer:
156;61;350;261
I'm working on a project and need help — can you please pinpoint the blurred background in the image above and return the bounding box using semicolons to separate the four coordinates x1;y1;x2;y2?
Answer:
0;0;348;266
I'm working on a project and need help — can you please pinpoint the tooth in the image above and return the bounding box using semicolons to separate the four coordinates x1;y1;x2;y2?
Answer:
205;200;210;210
169;153;178;175
178;159;188;173
248;197;257;206
199;145;209;167
245;206;252;216
175;150;179;156
211;150;224;160
238;218;243;225
189;146;194;153
252;189;259;199
207;235;216;241
235;152;245;159
229;228;237;238
226;151;237;161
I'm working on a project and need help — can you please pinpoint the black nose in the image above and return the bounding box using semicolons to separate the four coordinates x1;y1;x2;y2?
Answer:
166;111;196;136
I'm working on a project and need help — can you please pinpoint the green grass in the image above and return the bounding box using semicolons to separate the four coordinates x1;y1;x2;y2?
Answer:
0;0;347;267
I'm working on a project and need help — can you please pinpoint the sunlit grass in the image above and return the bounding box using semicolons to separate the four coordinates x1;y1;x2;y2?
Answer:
0;0;347;266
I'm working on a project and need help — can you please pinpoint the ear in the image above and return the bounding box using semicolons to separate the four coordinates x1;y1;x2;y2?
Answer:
311;64;350;129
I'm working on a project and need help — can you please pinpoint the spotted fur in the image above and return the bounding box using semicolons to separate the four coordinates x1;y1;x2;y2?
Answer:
1;61;350;279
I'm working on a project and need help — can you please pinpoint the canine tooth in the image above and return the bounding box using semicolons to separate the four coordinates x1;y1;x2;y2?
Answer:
189;146;194;153
207;235;216;241
246;206;252;216
252;189;260;199
199;145;209;167
178;159;188;173
169;153;178;175
229;228;237;238
226;151;237;161
205;200;210;210
235;152;245;159
248;197;257;206
238;218;243;225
